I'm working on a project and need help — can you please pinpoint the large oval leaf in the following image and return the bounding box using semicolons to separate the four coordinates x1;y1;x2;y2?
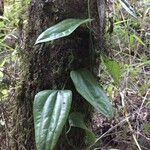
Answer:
68;112;96;145
35;18;93;44
33;90;72;150
70;69;114;119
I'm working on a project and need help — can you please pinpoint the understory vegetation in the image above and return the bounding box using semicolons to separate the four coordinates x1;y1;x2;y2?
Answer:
0;0;150;149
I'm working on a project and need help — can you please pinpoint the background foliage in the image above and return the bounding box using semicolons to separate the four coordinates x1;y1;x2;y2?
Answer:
0;0;150;149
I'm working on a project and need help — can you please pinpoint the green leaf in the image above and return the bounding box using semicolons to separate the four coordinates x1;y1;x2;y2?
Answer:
35;18;93;44
132;34;145;46
119;0;137;18
69;112;96;145
143;124;150;136
101;56;122;85
33;90;72;150
70;69;114;119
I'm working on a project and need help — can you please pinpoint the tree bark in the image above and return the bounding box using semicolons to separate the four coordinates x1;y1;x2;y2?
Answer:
11;0;105;149
0;0;4;16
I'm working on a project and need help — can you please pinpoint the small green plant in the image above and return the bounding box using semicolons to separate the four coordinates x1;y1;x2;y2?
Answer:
101;56;122;85
33;18;114;150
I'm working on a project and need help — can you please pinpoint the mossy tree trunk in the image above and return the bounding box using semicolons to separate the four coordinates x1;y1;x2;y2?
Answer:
11;0;106;149
0;0;4;16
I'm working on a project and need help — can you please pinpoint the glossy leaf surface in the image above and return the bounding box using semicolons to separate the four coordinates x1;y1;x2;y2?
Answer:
69;112;96;145
70;69;114;119
33;90;72;150
35;18;93;44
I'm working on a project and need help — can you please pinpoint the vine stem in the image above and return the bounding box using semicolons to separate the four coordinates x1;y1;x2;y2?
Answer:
88;0;91;19
62;78;69;90
88;0;94;69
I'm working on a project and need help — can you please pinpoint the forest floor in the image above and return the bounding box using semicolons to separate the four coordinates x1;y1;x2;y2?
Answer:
0;1;150;150
91;1;150;149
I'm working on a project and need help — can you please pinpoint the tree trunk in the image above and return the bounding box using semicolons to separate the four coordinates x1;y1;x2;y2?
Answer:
0;0;4;16
11;0;106;149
